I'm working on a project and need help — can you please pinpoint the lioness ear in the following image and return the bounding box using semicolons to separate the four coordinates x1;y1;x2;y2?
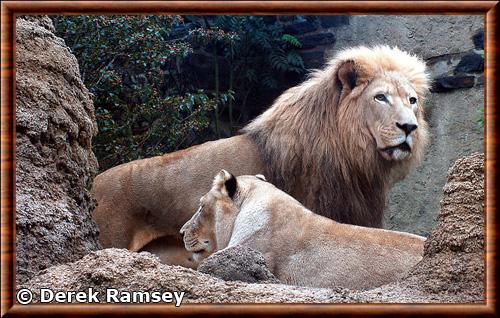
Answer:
225;174;237;199
213;170;237;199
337;60;358;91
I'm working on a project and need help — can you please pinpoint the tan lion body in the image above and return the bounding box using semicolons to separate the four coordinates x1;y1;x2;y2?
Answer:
92;135;264;267
92;46;429;267
181;171;425;290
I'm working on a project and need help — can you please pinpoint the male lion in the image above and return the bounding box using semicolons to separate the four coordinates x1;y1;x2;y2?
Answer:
92;46;429;267
181;170;425;290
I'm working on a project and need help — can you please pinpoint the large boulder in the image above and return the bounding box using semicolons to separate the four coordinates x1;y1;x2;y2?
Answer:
18;154;484;303
15;16;100;284
198;245;280;284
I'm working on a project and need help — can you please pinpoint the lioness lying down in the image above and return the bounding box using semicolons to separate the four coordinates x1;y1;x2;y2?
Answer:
181;170;426;290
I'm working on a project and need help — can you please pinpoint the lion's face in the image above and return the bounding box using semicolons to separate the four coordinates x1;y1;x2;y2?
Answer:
179;197;217;262
180;170;240;262
361;72;424;161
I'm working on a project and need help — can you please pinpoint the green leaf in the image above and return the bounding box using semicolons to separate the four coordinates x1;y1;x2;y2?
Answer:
281;34;302;48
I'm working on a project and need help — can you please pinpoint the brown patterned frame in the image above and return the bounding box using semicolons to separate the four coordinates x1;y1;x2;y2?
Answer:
1;1;498;317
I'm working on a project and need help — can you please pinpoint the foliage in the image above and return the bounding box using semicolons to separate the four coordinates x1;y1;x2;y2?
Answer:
210;16;305;87
187;16;306;133
477;107;484;127
53;15;306;170
53;16;231;170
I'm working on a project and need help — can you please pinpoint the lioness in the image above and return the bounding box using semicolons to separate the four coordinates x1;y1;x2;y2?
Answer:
181;170;426;290
92;46;429;267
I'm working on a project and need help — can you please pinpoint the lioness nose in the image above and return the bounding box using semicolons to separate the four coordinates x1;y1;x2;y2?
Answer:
179;229;185;237
396;123;418;135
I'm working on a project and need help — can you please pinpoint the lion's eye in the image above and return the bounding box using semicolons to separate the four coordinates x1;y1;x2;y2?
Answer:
409;97;417;104
374;94;387;102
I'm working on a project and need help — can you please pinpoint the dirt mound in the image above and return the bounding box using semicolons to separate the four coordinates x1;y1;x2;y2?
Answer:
404;152;485;298
15;16;100;284
19;248;347;304
18;154;484;303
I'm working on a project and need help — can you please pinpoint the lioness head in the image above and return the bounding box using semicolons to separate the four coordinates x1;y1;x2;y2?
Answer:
335;48;428;162
180;170;263;262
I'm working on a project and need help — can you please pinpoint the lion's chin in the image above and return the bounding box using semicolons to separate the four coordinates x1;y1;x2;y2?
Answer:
379;142;412;161
183;239;205;253
191;251;208;263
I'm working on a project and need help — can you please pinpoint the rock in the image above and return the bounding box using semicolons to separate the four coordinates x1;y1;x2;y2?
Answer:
405;153;484;298
15;16;100;284
18;153;484;304
454;53;484;74
299;32;336;50
431;75;475;93
19;249;346;304
473;29;484;50
198;245;279;284
332;16;483;59
17;15;55;32
284;21;318;35
318;16;349;28
302;50;326;69
476;75;484;86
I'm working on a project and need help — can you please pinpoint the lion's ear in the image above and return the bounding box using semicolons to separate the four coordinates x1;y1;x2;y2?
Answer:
337;60;358;92
213;170;237;199
224;174;237;199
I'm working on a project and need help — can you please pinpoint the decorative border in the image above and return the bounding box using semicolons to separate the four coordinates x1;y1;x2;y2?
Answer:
1;1;498;316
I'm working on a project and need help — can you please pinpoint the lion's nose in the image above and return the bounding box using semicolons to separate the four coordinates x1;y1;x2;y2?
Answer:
396;122;418;136
179;229;185;237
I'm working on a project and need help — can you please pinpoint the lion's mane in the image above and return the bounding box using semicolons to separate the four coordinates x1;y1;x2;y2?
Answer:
242;46;429;227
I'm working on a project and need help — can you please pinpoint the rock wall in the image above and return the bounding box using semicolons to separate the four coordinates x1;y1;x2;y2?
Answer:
15;16;101;284
295;15;484;235
18;153;484;304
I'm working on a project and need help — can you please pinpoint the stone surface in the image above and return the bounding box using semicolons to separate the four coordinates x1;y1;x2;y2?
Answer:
318;16;349;28
432;75;476;92
299;32;336;50
403;152;484;298
18;153;484;304
198;245;279;284
454;53;484;74
473;29;484;50
19;249;346;304
15;17;100;284
284;20;318;35
331;15;483;59
301;50;326;69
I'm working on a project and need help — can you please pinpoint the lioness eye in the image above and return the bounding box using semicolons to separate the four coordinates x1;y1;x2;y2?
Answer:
409;97;417;104
374;94;387;102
